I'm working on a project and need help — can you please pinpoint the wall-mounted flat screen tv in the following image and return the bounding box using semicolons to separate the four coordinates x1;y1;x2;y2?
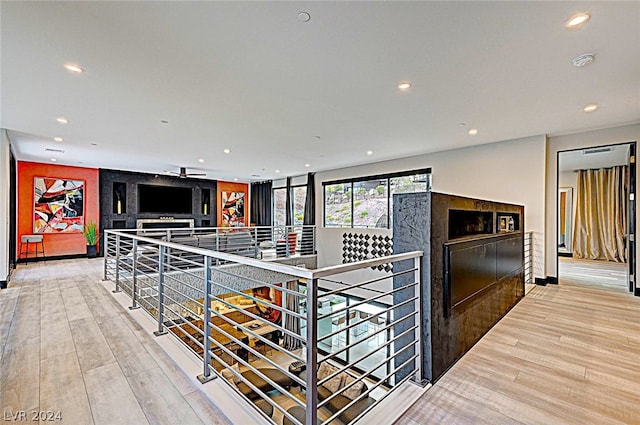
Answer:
138;184;192;214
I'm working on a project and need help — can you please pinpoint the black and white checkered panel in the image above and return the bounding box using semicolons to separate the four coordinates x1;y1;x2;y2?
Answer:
370;235;393;272
342;232;393;272
342;233;370;263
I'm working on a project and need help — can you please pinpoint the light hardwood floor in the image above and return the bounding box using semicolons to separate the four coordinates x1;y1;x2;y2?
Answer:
559;256;629;292
1;258;230;425
396;258;640;425
5;257;640;425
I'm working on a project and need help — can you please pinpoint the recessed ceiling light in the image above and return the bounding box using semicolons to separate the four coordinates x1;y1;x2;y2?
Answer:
198;158;205;163
275;170;280;173
160;120;169;124
56;117;69;124
468;129;479;135
583;103;599;112
50;158;57;162
90;143;97;147
305;163;311;168
233;178;238;182
398;82;412;90
458;122;466;127
53;137;63;142
566;12;590;28
64;64;84;73
366;150;373;156
223;148;231;154
298;12;311;22
572;53;594;67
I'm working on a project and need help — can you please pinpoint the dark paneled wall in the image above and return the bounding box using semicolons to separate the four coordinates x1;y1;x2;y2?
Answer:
99;169;217;252
393;192;524;382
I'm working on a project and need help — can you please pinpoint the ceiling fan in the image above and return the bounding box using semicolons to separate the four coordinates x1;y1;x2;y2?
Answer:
166;167;206;178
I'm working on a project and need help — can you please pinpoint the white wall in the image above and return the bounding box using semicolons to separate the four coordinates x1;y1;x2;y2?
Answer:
315;135;547;278
545;123;640;278
558;170;577;247
0;129;10;283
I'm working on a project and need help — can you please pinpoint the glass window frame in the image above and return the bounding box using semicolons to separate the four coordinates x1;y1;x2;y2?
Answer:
272;183;308;227
322;168;431;229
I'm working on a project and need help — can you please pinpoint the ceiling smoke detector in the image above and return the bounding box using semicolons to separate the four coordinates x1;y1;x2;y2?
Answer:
572;53;595;67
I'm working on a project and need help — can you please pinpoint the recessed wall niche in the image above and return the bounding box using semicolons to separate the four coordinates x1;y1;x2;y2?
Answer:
202;189;211;215
112;182;126;214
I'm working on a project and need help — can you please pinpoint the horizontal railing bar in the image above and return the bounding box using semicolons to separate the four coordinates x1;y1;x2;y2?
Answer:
320;344;417;414
205;323;304;387
106;229;316;279
209;282;306;322
308;250;422;278
318;266;416;297
211;350;305;414
321;317;418;365
206;308;305;375
318;323;417;389
208;294;307;340
318;282;418;320
212;266;304;299
322;359;418;425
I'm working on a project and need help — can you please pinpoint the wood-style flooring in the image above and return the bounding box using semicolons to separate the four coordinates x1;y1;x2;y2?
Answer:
0;258;230;425
396;258;640;425
559;256;629;292
4;257;640;425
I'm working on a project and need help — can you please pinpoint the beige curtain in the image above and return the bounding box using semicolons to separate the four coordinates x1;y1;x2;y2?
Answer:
573;165;628;262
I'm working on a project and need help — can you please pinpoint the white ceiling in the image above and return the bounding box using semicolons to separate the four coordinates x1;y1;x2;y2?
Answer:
2;1;639;182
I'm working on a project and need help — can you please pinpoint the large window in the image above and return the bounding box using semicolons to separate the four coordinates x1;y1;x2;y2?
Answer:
324;183;352;227
323;169;431;228
273;187;287;227
273;184;307;227
293;186;307;226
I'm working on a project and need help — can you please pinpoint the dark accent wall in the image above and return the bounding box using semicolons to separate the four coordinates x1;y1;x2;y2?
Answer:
393;192;524;382
99;169;217;253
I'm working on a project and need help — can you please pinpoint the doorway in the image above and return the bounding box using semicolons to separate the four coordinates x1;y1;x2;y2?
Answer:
557;142;636;293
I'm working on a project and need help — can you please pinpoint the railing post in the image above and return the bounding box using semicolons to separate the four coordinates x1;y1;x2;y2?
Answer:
215;229;220;265
130;239;140;310
305;277;319;425
113;234;121;293
529;232;534;283
413;255;426;385
166;229;172;269
313;225;317;254
154;245;168;336
198;256;215;383
102;232;109;281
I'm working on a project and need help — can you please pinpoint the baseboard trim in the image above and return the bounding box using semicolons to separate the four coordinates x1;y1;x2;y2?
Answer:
534;276;558;285
534;277;547;286
16;253;88;264
634;288;640;297
558;252;572;258
0;280;6;289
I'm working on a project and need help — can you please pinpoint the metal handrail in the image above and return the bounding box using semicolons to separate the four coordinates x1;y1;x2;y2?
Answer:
104;226;423;425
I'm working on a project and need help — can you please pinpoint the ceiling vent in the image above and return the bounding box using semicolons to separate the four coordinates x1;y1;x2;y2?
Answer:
45;148;65;153
583;147;613;155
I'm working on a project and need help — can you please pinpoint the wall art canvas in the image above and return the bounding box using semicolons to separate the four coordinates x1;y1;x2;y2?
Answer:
34;177;85;233
222;191;245;227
